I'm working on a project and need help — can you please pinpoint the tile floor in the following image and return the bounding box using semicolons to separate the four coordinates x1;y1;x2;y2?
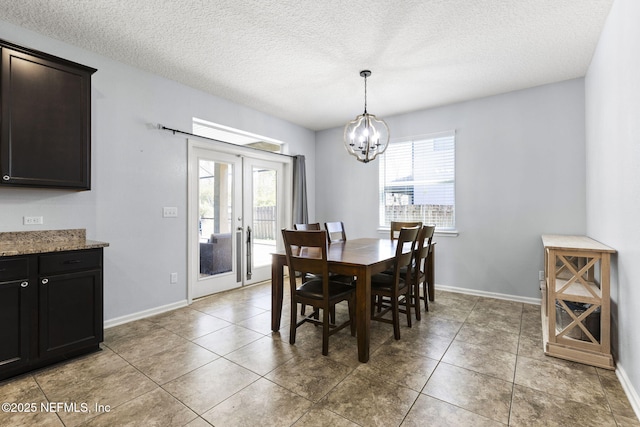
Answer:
1;282;639;426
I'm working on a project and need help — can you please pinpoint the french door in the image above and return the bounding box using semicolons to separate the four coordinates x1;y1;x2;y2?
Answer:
188;143;288;299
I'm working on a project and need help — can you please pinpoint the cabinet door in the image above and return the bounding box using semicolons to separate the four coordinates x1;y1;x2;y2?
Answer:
39;269;103;359
0;279;32;375
0;45;94;189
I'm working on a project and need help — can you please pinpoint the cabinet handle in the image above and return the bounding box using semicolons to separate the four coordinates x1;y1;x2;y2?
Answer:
2;175;9;181
41;278;49;285
21;281;29;288
63;259;83;265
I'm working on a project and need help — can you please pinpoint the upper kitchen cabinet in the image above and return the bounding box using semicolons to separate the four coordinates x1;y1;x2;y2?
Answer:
0;40;97;190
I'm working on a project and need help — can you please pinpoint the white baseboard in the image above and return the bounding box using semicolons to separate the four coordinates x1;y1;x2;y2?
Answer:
104;299;189;329
616;364;640;421
103;285;539;329
435;284;542;305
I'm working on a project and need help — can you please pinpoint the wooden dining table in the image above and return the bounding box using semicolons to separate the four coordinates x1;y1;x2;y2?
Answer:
271;237;435;363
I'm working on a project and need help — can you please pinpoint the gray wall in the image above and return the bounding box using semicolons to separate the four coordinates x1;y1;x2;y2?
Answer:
585;0;640;413
315;79;587;300
0;21;316;322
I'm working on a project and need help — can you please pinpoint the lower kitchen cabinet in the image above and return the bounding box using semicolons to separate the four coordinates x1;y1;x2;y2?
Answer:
0;257;33;374
0;248;103;381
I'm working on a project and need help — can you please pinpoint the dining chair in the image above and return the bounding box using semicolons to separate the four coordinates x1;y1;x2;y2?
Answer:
281;229;356;355
370;225;420;340
324;221;347;244
391;225;436;319
376;221;424;312
397;225;435;320
294;222;353;317
387;225;430;321
324;221;357;297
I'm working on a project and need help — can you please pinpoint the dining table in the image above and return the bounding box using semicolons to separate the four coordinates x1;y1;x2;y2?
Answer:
271;237;435;363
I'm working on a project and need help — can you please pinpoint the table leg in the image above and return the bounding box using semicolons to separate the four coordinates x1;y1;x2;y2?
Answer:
271;254;284;332
356;267;371;363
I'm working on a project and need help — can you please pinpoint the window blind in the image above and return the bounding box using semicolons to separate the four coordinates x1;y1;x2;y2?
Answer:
379;131;455;230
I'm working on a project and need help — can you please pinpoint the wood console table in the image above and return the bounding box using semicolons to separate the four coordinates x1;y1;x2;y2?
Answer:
541;235;616;369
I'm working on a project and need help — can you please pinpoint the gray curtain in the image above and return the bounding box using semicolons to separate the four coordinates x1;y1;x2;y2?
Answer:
292;155;308;225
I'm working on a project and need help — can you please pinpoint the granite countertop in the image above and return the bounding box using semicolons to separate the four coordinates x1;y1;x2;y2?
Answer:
0;229;109;256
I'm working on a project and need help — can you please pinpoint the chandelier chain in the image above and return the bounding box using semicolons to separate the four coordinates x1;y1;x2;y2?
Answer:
363;74;368;114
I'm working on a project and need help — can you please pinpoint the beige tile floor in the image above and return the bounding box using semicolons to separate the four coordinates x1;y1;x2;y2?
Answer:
1;282;639;427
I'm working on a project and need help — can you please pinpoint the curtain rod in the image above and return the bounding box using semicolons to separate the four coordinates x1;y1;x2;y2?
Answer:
157;124;296;159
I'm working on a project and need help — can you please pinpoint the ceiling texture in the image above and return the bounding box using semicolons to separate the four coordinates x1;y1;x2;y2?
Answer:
0;0;614;131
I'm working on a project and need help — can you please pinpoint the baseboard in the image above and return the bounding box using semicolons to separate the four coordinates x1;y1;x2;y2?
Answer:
435;284;542;305
104;299;189;329
616;364;640;421
104;286;539;328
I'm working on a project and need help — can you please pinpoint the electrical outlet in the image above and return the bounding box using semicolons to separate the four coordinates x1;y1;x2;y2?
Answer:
163;207;178;218
170;272;178;284
23;216;43;225
539;270;545;281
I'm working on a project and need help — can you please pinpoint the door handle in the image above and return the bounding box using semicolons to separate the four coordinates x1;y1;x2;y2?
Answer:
236;228;242;283
246;226;252;280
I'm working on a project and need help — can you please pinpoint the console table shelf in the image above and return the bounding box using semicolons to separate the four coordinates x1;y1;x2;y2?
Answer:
541;234;616;369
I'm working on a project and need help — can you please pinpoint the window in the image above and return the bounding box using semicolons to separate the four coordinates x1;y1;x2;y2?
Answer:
379;131;455;230
192;117;283;153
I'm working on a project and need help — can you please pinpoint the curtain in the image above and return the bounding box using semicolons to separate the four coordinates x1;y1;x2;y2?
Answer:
292;155;308;224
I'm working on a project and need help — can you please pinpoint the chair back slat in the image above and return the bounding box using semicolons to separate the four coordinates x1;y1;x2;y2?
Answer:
390;221;422;240
282;230;329;277
293;223;321;231
324;221;347;243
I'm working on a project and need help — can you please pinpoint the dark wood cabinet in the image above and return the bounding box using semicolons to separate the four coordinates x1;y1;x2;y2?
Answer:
0;39;96;190
0;248;103;381
0;257;33;373
38;250;103;359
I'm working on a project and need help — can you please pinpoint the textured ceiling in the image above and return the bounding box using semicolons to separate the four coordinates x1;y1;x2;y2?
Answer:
0;0;613;131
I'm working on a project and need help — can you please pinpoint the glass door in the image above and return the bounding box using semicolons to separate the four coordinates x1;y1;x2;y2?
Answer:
189;145;286;299
192;149;242;298
242;157;283;285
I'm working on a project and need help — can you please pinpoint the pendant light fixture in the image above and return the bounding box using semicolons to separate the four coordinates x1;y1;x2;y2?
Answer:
343;70;390;163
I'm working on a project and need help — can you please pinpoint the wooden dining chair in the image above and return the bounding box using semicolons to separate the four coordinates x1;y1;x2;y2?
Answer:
370;226;420;339
324;221;347;244
398;225;435;320
386;225;436;319
282;229;356;355
324;220;357;294
294;222;353;317
375;221;424;312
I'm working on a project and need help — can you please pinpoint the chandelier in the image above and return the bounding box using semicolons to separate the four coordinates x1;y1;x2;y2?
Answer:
343;70;390;163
